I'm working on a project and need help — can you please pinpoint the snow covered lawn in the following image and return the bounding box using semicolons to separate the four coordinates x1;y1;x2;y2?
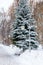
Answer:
0;55;19;65
0;44;43;65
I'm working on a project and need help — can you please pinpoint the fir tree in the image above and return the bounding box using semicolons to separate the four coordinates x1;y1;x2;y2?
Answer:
12;0;39;52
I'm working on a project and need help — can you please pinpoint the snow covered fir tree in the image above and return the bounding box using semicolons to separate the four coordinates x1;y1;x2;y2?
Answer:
12;0;39;53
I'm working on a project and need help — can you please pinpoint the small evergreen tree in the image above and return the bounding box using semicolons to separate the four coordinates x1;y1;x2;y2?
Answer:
12;0;39;52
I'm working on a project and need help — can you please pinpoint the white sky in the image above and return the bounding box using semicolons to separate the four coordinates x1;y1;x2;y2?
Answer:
0;0;13;12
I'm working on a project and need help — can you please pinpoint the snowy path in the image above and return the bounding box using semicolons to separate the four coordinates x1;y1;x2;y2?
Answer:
0;44;20;65
0;44;43;65
0;55;19;65
0;50;43;65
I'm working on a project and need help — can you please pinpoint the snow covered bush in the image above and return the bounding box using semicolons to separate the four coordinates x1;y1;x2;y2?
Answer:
12;0;39;54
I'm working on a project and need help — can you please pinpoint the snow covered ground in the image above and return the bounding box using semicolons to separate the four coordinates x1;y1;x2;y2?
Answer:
0;44;43;65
